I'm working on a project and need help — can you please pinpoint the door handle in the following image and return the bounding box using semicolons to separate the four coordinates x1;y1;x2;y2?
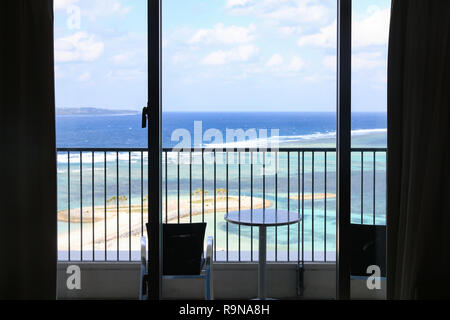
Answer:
142;104;149;128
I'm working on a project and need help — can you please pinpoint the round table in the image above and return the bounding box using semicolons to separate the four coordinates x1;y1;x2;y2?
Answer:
224;209;301;300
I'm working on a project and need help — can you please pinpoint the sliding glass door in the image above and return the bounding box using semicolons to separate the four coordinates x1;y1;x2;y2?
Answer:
146;0;391;300
349;0;390;299
55;0;148;262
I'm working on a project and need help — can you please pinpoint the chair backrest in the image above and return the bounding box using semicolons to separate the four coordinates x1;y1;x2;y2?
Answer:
350;224;386;277
146;222;206;276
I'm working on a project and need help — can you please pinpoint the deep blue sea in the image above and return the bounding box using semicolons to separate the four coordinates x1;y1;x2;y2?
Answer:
56;112;387;148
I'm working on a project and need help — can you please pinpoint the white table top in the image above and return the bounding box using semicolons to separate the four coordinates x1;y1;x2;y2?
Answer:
224;209;301;227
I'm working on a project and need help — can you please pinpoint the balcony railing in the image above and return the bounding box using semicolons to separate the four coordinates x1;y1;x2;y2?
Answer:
56;147;387;262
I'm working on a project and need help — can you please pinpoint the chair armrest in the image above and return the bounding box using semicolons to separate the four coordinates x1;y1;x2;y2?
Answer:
139;236;147;300
206;236;213;265
205;236;214;300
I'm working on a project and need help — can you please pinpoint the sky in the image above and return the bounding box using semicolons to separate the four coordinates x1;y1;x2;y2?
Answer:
54;0;391;112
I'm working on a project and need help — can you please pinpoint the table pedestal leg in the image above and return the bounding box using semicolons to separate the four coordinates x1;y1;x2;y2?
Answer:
258;226;267;300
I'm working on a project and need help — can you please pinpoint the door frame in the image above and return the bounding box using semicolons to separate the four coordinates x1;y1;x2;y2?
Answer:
147;0;163;300
336;0;352;300
146;0;354;300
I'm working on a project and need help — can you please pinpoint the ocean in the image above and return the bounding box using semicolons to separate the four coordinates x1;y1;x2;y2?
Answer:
56;112;387;261
56;112;387;148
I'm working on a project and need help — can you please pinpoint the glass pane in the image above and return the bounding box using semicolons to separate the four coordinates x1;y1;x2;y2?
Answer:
54;0;148;261
163;0;336;284
351;0;391;299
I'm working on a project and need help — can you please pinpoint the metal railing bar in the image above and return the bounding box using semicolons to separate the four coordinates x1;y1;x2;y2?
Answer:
116;151;119;261
287;152;290;262
302;152;305;263
189;151;192;224
165;151;168;224
58;148;148;152
202;150;205;223
238;152;241;262
213;150;217;261
177;151;180;224
263;151;266;222
312;152;314;262
80;151;83;261
350;147;387;152
141;152;144;236
361;151;364;224
226;152;229;262
104;152;107;260
297;152;300;264
92;151;95;261
68;151;71;261
129;151;131;261
57;147;387;153
275;152;278;262
324;151;327;262
373;151;376;225
250;151;254;262
164;147;340;153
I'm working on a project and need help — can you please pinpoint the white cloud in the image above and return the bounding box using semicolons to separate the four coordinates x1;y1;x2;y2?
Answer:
189;23;256;45
264;54;304;75
288;56;304;72
298;7;390;49
227;0;329;24
302;74;320;83
171;52;190;64
107;68;144;80
77;72;91;82
55;0;131;17
54;0;79;10
202;45;259;65
298;20;336;48
226;0;253;9
323;55;336;70
262;0;329;24
353;7;390;48
266;54;283;67
323;52;386;71
54;32;104;62
111;51;137;66
278;26;302;37
81;0;132;21
54;65;64;79
353;52;385;70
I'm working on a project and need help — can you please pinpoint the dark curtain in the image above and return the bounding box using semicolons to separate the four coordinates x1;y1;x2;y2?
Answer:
0;1;57;299
387;0;450;299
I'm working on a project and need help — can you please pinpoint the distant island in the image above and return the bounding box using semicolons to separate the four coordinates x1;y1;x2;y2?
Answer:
56;107;140;116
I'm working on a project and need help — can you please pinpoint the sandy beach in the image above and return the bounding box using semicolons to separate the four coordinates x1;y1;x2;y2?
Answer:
57;195;272;251
289;193;336;201
57;193;338;251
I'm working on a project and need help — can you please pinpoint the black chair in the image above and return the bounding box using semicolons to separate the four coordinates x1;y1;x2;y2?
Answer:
140;223;214;300
350;224;386;278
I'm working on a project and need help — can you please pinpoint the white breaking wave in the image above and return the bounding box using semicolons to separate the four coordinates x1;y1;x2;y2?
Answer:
203;128;386;149
56;128;386;164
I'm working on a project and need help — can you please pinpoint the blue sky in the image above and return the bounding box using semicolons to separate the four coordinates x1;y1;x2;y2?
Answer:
54;0;391;112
